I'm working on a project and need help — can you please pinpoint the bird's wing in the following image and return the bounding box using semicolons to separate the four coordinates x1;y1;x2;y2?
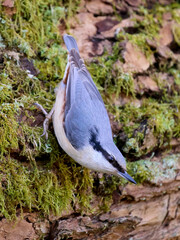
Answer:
64;49;112;149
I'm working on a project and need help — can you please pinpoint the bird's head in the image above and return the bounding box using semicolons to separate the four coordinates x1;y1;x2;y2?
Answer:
100;142;137;184
89;129;136;184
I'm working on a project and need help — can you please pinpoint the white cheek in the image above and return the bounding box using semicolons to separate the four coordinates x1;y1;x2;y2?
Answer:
78;145;117;174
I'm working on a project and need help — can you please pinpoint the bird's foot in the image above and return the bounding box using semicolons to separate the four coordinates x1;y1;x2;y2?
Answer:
34;103;55;140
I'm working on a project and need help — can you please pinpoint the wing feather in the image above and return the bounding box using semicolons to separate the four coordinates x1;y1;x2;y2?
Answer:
64;49;112;149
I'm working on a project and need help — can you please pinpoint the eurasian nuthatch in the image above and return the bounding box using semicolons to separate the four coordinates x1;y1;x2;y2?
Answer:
36;34;136;184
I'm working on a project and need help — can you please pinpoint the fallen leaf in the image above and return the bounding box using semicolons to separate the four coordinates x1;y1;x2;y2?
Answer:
100;18;135;39
157;45;175;59
162;12;172;21
136;76;159;94
147;38;180;61
111;92;142;108
101;39;112;54
67;14;114;58
66;12;97;59
122;42;153;72
102;0;114;3
124;0;142;7
2;0;14;7
154;73;175;93
159;0;174;5
159;22;174;46
86;0;114;15
92;41;104;56
141;129;158;153
0;218;37;240
146;39;157;49
4;7;16;16
96;18;120;33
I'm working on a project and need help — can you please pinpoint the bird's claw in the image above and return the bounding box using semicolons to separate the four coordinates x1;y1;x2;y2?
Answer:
34;102;48;115
34;103;55;140
41;117;50;140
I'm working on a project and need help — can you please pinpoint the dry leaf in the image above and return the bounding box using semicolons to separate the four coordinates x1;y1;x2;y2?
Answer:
2;0;14;8
124;0;142;7
100;18;135;39
86;0;114;15
122;42;153;72
159;22;174;46
136;76;159;94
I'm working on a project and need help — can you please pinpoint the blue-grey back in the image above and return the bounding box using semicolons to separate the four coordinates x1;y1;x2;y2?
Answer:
64;49;113;149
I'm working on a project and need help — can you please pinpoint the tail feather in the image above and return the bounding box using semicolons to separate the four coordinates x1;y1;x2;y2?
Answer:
69;49;84;69
63;34;79;53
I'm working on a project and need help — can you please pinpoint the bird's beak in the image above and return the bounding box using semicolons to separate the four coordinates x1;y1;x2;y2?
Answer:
119;171;137;184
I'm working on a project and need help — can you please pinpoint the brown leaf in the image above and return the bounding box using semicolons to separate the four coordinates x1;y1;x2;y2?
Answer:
4;7;16;16
102;0;114;3
122;42;154;72
135;76;159;94
157;45;175;59
2;0;14;7
100;18;135;39
86;0;114;15
159;0;174;5
159;22;174;46
124;0;142;7
0;218;37;240
66;13;97;59
92;41;104;56
147;37;180;61
95;18;120;33
163;12;172;21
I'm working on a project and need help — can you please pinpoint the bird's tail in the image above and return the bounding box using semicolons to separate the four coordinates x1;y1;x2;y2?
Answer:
63;34;79;54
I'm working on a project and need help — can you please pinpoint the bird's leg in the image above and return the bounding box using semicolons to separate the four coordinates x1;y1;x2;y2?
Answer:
34;59;70;139
34;103;55;140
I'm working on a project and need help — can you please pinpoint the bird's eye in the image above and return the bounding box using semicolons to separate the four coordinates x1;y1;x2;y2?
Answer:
108;155;115;163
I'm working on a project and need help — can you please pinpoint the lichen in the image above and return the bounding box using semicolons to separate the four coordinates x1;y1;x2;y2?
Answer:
127;153;180;184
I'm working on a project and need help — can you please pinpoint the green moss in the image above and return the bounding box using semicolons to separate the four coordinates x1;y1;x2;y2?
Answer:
0;114;94;219
0;0;94;219
172;24;180;46
1;0;64;56
0;102;19;156
127;153;180;184
108;97;179;157
0;156;73;219
116;5;162;58
88;48;135;98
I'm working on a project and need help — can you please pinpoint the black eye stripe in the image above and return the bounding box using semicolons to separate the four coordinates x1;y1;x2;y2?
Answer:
107;155;114;161
89;129;125;173
107;155;125;173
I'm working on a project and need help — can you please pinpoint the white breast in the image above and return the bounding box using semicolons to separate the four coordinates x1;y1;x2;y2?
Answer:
53;81;117;175
53;81;80;161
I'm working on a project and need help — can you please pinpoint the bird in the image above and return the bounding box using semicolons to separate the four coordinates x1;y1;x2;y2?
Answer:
36;34;136;184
